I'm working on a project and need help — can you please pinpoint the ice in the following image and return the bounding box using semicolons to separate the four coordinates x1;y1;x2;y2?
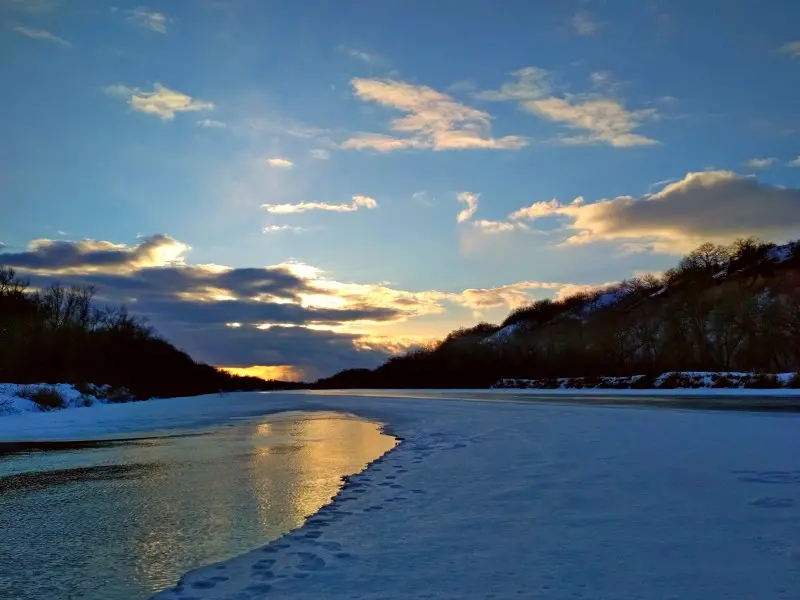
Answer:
2;390;799;599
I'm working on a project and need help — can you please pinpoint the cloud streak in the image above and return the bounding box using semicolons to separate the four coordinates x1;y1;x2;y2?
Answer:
262;195;377;214
125;7;170;33
343;78;527;152
779;40;800;58
266;157;294;168
456;192;479;223
570;11;603;36
13;25;71;46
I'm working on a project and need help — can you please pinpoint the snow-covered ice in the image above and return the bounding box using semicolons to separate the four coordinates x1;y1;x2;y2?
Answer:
2;390;799;599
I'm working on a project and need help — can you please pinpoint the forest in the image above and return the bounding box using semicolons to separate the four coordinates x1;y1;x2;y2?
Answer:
316;238;800;389
0;266;291;399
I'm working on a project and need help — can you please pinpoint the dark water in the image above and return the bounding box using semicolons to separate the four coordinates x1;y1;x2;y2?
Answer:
0;411;397;600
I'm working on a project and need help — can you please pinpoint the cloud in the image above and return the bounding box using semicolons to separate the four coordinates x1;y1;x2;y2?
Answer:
105;83;214;120
197;118;225;128
0;234;189;273
125;7;170;33
456;192;479;223
310;149;330;160
12;26;71;46
266;157;294;168
1;234;610;377
477;67;658;147
4;0;58;11
778;40;800;58
570;11;603;35
343;78;527;152
789;156;800;167
527;97;658;147
508;170;800;251
474;67;550;102
472;220;530;234
453;281;562;311
342;46;382;64
412;191;433;206
262;195;377;214
262;225;307;234
743;157;777;169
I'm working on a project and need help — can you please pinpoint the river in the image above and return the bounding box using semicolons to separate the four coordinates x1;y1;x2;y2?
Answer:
0;410;397;600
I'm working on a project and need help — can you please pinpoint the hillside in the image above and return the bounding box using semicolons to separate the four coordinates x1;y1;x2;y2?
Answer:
0;266;298;400
316;238;800;389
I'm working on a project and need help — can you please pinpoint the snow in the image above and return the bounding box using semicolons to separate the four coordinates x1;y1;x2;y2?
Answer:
649;285;667;297
0;383;109;415
481;322;523;345
2;390;799;599
493;371;800;395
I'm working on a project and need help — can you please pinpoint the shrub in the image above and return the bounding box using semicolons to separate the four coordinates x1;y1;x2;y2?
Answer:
17;385;66;411
656;373;683;389
744;374;778;389
712;375;734;388
0;395;15;413
106;386;135;403
629;375;654;389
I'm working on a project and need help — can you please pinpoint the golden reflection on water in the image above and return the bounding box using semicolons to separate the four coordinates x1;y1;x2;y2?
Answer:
123;412;396;595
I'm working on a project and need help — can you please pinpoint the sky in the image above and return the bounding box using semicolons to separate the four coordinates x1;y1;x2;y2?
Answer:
2;0;800;381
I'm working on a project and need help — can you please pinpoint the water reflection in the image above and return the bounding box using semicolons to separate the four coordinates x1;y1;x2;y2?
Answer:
0;411;396;600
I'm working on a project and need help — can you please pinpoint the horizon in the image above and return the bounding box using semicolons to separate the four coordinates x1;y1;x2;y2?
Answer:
2;0;800;380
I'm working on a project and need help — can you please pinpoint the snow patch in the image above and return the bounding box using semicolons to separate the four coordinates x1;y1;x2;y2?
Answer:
482;322;523;345
493;371;799;391
0;383;111;415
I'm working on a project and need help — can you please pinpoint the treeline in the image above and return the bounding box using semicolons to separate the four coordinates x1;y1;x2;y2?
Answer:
317;238;800;389
0;267;296;399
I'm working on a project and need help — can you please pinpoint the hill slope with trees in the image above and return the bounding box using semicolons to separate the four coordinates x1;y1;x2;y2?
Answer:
316;238;800;389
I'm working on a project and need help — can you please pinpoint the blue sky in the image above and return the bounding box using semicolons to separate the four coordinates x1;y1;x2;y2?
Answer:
2;0;800;380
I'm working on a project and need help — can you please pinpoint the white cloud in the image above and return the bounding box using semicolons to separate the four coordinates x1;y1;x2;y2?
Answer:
571;11;603;35
743;157;777;169
342;47;382;64
789;156;800;167
125;7;170;33
262;195;377;214
105;83;214;120
472;220;529;234
778;40;800;58
509;198;566;221
262;225;307;234
508;170;800;251
310;149;330;160
13;26;71;46
266;157;294;168
477;67;658;147
474;67;550;102
456;192;479;223
343;78;527;152
527;96;658;147
412;191;434;206
452;281;562;311
197;118;225;128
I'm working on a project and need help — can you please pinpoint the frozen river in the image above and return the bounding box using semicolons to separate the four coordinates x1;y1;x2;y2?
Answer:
0;410;396;600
